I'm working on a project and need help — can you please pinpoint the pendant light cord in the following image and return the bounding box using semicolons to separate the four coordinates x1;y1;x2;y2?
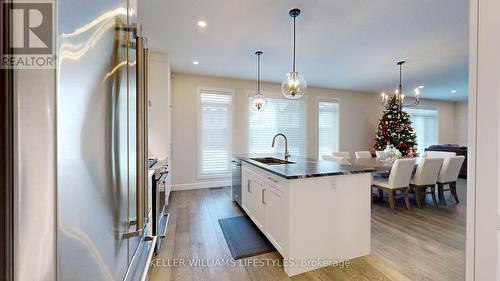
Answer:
257;53;261;94
398;62;403;108
399;63;402;90
293;16;296;73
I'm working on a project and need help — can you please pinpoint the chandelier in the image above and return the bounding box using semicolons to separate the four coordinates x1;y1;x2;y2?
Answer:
381;61;421;108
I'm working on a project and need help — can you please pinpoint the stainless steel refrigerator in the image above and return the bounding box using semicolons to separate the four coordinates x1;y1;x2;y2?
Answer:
57;0;155;280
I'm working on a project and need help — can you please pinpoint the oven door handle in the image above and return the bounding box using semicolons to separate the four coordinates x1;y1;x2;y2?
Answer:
159;213;169;239
139;236;157;281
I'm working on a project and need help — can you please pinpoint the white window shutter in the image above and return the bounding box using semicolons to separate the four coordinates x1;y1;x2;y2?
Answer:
318;101;339;158
199;91;232;176
248;96;306;157
404;108;438;155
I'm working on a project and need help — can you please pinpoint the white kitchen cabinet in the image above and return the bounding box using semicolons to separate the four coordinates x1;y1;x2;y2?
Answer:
240;161;371;277
241;164;289;253
148;51;172;193
148;51;171;160
242;166;266;230
263;182;287;252
249;177;266;230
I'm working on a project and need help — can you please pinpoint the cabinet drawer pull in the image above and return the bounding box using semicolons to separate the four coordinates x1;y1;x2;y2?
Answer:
247;179;251;193
268;177;279;184
262;189;266;205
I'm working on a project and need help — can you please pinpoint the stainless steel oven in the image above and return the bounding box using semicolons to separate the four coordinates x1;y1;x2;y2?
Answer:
150;159;169;253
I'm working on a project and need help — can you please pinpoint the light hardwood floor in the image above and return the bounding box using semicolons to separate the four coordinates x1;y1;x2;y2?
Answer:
150;180;466;281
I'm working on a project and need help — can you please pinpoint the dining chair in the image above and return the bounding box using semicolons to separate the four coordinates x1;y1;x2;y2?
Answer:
409;158;444;208
355;151;372;159
437;156;465;205
372;158;416;210
332;151;351;159
322;155;351;165
422;151;456;158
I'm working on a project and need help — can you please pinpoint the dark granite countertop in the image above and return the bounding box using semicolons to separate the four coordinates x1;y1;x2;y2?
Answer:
234;154;375;180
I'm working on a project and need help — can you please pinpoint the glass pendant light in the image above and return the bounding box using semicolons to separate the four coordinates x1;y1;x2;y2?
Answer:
282;8;307;99
251;51;266;111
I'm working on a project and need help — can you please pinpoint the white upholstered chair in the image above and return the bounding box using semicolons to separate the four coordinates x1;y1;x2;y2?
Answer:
322;155;351;165
437;156;465;205
423;151;456;158
372;158;416;210
410;158;444;208
355;151;372;159
332;151;351;159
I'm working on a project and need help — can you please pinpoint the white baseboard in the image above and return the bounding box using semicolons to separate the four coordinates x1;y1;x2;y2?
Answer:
172;180;231;191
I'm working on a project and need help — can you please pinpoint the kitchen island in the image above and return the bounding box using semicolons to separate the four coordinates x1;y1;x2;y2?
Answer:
233;154;375;276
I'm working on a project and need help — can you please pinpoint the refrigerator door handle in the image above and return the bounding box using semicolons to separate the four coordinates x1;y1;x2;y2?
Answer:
123;25;145;239
143;47;149;221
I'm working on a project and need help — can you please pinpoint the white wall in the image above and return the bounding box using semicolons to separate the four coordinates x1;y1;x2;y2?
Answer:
454;100;468;146
468;0;500;279
171;73;464;189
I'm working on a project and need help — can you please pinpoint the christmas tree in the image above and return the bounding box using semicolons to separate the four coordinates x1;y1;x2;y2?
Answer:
373;95;418;156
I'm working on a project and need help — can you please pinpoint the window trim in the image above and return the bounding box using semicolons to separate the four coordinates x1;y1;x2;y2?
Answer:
196;87;234;179
246;91;308;157
316;96;341;160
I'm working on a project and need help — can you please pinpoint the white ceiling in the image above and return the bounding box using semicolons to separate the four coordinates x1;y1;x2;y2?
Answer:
139;0;469;101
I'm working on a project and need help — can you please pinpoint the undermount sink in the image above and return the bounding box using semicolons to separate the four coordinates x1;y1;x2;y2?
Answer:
251;157;295;165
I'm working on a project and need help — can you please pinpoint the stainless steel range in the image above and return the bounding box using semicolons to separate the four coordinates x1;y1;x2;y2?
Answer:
149;158;170;253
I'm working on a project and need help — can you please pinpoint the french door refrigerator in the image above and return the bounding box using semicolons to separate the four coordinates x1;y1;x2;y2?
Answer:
57;0;155;280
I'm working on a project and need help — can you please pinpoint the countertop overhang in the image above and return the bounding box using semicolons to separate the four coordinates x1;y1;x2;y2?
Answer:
234;154;375;180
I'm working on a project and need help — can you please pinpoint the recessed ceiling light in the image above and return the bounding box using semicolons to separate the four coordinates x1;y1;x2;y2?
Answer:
450;90;457;93
193;60;199;65
418;85;424;89
197;21;207;28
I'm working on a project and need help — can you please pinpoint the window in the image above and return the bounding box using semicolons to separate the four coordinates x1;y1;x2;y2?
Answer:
318;100;339;158
404;108;438;155
198;90;232;177
248;96;306;157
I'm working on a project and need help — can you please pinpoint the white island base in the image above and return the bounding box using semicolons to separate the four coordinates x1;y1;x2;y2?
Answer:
241;162;371;276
